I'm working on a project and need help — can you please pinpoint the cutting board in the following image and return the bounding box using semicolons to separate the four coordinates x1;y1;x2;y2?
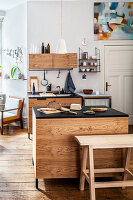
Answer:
38;108;61;114
42;110;62;114
38;107;77;115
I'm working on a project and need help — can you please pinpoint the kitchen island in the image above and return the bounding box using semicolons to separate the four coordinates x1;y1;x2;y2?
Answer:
28;93;82;138
32;106;128;188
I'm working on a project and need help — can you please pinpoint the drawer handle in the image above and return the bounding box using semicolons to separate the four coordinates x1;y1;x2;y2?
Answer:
37;97;46;100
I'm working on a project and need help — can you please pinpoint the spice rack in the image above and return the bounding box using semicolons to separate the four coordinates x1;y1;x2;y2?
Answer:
79;47;100;72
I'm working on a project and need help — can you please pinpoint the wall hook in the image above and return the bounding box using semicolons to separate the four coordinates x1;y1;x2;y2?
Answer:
57;70;61;78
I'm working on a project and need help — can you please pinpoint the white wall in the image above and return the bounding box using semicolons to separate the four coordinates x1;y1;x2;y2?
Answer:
27;0;100;93
2;3;27;116
1;0;132;117
27;0;133;94
0;21;2;92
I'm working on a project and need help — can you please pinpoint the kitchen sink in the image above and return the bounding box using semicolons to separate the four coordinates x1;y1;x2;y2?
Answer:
55;94;72;97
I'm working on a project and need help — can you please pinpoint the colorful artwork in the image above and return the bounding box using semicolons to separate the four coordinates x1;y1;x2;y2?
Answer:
94;2;133;40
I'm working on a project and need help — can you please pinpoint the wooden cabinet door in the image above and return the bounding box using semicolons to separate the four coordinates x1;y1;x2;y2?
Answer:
29;53;77;69
52;54;68;68
67;53;77;68
52;53;77;69
29;54;52;69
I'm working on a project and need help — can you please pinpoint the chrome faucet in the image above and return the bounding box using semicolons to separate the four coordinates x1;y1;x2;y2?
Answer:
56;86;61;94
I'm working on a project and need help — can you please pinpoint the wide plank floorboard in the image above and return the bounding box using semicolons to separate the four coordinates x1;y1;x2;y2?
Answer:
0;125;132;200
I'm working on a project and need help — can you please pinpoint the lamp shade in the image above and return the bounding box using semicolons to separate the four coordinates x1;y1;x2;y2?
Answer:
56;38;67;54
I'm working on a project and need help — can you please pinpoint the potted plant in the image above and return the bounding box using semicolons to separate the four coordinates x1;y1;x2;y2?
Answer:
11;66;22;79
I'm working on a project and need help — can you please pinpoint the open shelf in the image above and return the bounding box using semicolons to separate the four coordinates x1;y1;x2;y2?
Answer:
3;78;27;80
79;47;100;73
79;59;100;61
79;71;100;73
79;65;99;67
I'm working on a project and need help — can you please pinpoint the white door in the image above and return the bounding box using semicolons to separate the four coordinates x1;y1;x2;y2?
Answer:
105;45;133;125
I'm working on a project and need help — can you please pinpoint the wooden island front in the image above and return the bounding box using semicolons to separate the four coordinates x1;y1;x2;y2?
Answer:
32;106;128;187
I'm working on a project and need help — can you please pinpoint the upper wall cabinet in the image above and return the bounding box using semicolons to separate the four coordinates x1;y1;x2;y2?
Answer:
29;53;77;69
29;54;53;69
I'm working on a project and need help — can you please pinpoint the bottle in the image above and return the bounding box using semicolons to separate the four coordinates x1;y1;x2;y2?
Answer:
32;83;35;95
47;43;50;54
41;42;45;54
61;88;64;94
45;47;47;54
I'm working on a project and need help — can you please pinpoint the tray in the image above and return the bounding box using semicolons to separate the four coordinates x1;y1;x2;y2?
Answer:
90;107;108;112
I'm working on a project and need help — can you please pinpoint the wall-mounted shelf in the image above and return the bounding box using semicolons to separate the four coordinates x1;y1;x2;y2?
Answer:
79;59;100;61
3;78;27;80
79;65;98;67
29;68;73;72
79;70;100;73
78;47;100;73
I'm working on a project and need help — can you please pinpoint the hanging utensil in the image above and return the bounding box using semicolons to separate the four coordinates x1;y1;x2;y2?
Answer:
41;71;48;86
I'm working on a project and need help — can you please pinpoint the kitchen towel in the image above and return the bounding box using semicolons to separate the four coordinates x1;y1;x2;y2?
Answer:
64;71;76;93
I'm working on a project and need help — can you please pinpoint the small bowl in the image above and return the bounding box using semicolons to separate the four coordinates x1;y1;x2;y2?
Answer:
86;69;90;72
83;89;93;94
92;56;97;59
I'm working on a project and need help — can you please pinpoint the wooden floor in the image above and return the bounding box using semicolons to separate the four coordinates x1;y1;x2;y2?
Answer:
0;126;133;200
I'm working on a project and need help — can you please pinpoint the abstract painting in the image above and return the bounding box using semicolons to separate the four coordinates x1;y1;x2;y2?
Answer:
94;2;133;40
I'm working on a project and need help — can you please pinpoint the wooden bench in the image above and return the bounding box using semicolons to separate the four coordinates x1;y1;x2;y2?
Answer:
75;134;133;200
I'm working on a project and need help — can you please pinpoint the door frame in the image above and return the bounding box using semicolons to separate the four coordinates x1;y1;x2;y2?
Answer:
100;40;133;94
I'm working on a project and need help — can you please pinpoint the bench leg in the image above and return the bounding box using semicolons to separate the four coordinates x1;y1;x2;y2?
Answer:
89;146;96;200
28;133;30;139
1;125;3;135
122;148;132;189
32;157;34;166
20;119;23;129
80;146;88;191
1;121;3;135
36;179;38;189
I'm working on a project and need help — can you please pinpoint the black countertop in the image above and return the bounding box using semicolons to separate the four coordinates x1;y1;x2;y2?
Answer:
28;93;81;99
33;106;128;119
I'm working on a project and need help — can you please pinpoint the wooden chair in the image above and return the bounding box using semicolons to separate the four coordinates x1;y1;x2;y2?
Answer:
75;134;133;200
0;96;24;135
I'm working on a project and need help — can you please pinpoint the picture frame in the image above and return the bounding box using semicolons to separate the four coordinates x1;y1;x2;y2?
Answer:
94;2;133;40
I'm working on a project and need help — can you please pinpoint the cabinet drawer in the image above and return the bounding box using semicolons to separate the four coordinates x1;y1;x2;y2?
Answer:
56;98;82;106
29;97;82;108
29;98;56;107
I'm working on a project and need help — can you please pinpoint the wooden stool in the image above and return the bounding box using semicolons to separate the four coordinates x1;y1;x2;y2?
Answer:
75;134;133;200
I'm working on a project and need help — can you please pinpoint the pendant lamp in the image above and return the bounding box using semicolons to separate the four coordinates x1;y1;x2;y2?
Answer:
56;0;67;54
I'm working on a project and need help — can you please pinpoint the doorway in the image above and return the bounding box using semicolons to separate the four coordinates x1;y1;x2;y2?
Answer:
104;45;133;125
